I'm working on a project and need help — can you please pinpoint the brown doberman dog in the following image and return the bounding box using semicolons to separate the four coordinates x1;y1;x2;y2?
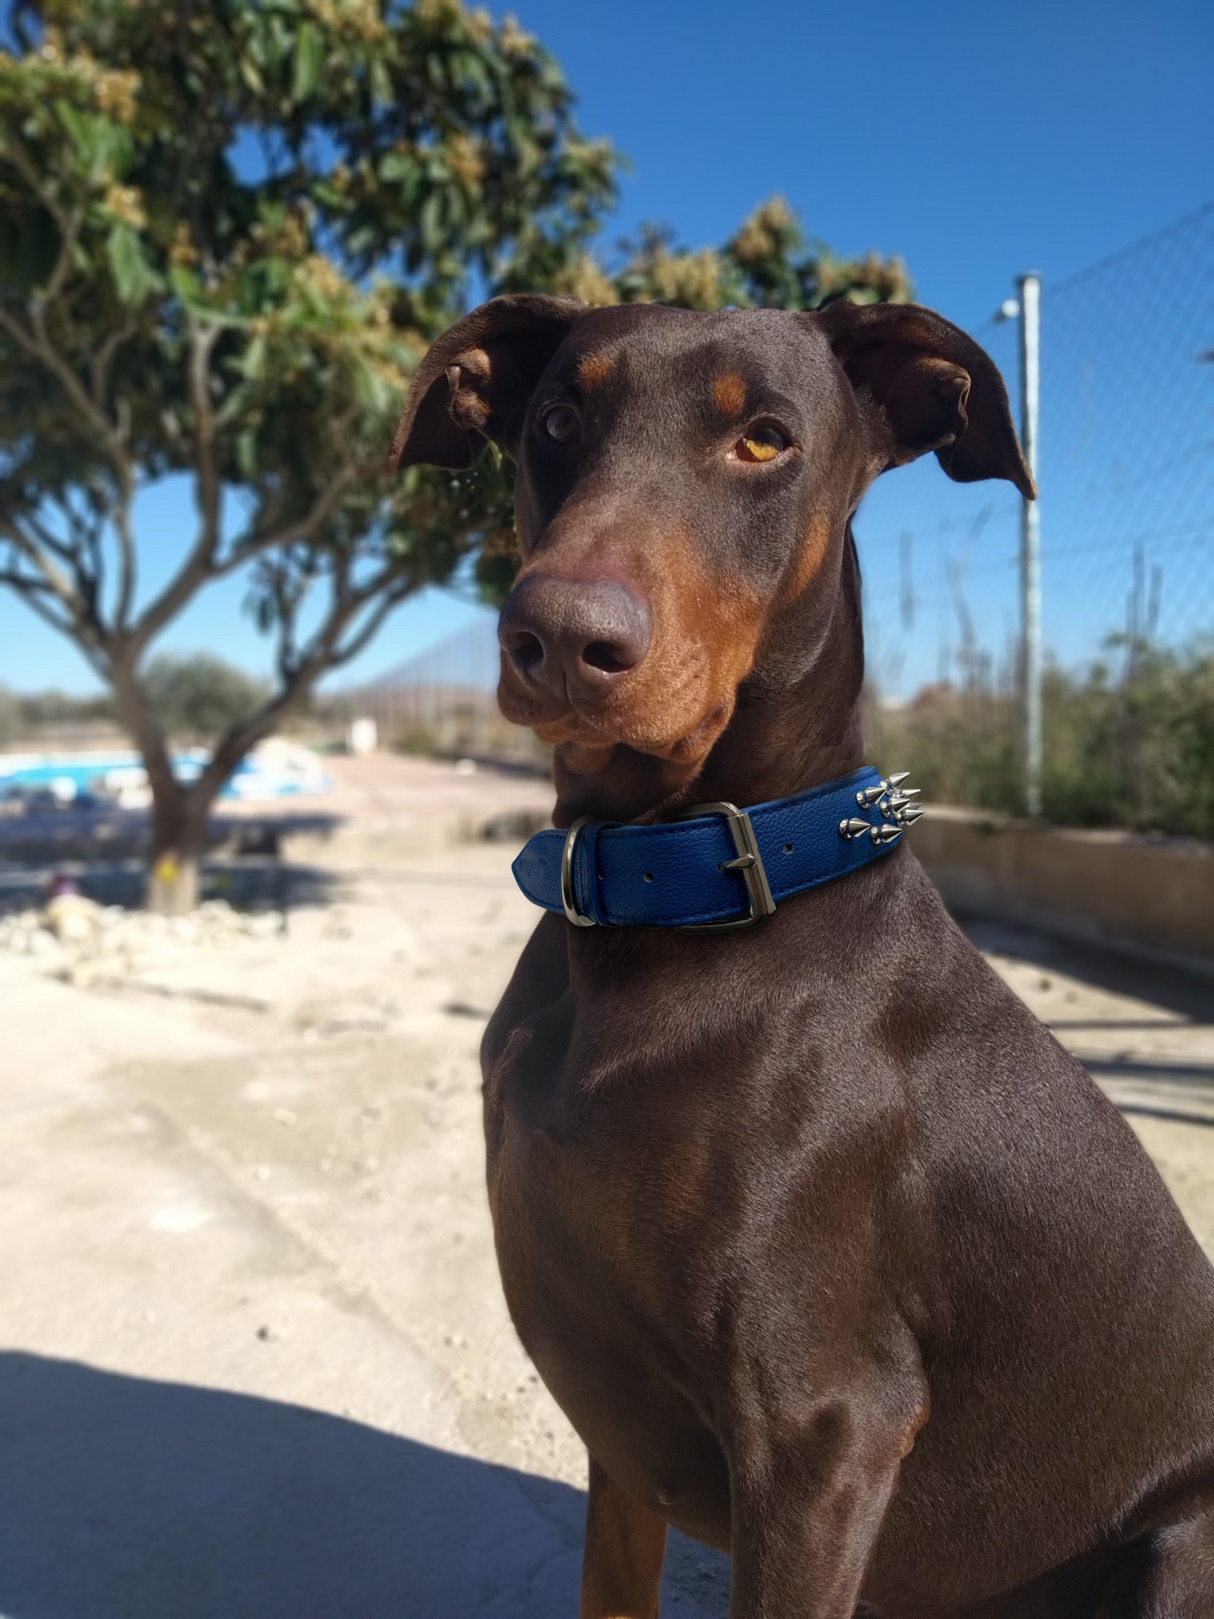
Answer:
392;296;1214;1618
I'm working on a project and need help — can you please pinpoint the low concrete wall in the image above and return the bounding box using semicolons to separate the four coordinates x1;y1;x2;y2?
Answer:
914;807;1214;972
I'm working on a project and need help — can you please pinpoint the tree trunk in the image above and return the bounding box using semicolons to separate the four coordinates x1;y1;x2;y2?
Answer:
109;657;205;914
146;789;208;915
111;650;312;914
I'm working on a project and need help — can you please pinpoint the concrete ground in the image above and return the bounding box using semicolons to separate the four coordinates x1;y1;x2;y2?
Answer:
0;754;1211;1619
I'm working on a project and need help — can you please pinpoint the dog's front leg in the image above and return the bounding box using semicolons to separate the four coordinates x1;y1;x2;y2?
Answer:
581;1455;669;1619
726;1402;911;1619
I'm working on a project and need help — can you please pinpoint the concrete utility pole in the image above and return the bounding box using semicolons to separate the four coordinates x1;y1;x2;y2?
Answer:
1017;272;1043;819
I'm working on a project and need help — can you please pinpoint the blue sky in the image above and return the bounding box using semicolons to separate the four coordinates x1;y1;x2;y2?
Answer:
4;0;1212;695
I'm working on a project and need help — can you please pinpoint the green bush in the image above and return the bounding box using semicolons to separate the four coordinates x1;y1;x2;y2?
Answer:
0;686;118;744
0;688;20;748
394;725;439;757
139;654;269;744
869;640;1214;840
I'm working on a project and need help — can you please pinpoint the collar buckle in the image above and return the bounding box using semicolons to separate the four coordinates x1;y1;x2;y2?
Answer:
671;801;777;933
560;815;599;926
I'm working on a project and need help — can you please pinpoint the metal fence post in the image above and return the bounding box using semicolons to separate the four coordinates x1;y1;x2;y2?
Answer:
1017;271;1043;818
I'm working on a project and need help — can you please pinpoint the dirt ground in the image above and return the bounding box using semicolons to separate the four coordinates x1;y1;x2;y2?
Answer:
1;753;1211;1619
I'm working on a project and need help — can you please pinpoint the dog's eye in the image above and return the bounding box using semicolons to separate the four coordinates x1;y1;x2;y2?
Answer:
540;404;580;445
736;425;788;463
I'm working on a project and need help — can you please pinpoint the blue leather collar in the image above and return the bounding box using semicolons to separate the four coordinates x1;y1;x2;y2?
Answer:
512;766;922;932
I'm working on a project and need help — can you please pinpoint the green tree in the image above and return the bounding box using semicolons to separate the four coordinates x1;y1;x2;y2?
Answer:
574;195;911;313
0;2;910;911
141;651;270;743
0;0;615;909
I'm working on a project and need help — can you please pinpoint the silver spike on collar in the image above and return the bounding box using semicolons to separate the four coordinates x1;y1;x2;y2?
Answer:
838;771;925;845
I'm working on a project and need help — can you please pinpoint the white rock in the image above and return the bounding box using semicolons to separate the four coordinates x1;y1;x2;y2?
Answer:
46;894;102;942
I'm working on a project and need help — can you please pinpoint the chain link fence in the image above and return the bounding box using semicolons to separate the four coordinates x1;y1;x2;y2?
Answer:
340;204;1214;831
335;612;549;771
864;202;1214;836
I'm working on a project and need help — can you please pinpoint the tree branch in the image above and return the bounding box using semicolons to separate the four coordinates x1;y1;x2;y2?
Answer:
189;314;222;550
37;207;81;316
90;318;139;412
0;138;139;615
0;563;97;652
0;565;67;609
130;416;366;668
0;518;91;626
124;316;224;654
267;565;307;684
0;303;139;625
188;551;366;808
42;493;109;620
169;518;463;828
218;456;363;571
326;577;416;668
3;127;72;242
109;487;138;633
17;508;80;569
190;678;311;809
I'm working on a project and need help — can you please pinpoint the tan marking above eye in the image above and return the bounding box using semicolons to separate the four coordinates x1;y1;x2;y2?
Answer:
578;350;613;391
711;372;748;415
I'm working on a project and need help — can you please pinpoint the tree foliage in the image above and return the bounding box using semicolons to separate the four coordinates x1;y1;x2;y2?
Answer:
870;638;1214;839
141;651;270;743
0;0;911;907
554;195;911;314
0;681;114;744
0;0;616;642
0;0;616;904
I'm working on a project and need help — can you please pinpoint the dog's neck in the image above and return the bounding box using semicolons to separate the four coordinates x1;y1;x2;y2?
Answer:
549;536;866;827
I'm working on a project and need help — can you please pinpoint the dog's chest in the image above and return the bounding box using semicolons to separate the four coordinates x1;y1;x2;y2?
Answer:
483;1031;737;1540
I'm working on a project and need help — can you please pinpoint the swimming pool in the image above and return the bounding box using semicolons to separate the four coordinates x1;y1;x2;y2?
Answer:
0;745;330;802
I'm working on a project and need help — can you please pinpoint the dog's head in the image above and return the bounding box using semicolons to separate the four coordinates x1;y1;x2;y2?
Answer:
392;296;1032;816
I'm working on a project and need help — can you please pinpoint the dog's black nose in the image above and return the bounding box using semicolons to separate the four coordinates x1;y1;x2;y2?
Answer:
499;574;652;700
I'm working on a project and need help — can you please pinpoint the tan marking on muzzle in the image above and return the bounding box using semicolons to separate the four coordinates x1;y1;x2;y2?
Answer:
710;371;748;417
627;524;766;758
898;1400;931;1458
500;523;765;769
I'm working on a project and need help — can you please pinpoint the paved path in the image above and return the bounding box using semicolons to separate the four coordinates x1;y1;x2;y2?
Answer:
0;755;1209;1618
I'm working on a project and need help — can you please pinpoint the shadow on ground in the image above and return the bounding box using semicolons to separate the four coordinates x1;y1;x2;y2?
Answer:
960;915;1214;1126
0;1354;728;1619
0;1353;586;1619
0;805;344;861
0;855;348;915
960;914;1214;1024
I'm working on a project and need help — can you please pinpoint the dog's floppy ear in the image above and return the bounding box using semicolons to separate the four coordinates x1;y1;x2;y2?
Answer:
390;294;587;471
812;301;1035;498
